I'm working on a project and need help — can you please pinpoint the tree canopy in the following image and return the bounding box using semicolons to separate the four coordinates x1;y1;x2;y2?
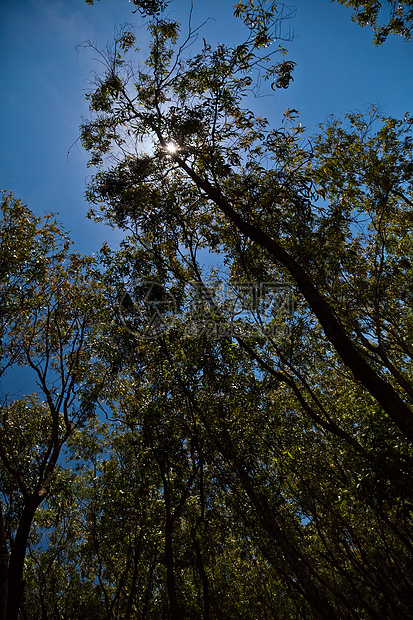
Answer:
85;0;170;16
1;1;413;618
0;193;108;619
333;0;413;44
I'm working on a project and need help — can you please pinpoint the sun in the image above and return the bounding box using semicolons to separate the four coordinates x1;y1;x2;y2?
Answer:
165;141;178;154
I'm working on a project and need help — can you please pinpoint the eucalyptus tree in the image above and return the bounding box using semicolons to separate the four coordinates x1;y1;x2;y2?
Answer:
71;1;413;616
0;193;108;620
20;336;296;619
80;1;413;441
28;271;413;618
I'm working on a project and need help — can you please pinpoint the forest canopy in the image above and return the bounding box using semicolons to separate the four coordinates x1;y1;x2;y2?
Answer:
1;1;413;619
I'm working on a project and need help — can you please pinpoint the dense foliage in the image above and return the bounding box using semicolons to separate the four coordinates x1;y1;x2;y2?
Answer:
1;1;413;618
0;194;108;619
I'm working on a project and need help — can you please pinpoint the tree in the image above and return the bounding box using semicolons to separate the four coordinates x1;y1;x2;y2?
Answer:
0;193;107;620
75;3;413;616
3;1;412;617
85;0;170;16
81;6;413;442
333;0;413;44
29;255;413;617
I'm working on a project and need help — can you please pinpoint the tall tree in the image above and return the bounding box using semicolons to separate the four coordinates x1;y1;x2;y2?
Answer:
5;2;411;617
0;193;107;620
75;3;413;616
81;6;413;442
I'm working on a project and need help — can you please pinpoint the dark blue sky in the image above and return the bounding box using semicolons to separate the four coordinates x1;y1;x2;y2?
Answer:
1;0;412;254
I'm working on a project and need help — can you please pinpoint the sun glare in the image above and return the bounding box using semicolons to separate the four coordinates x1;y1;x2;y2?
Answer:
165;142;178;154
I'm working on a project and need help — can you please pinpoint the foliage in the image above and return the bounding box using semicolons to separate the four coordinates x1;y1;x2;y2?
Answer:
3;1;413;618
85;0;169;16
80;6;413;438
0;193;108;620
333;0;413;43
73;5;413;616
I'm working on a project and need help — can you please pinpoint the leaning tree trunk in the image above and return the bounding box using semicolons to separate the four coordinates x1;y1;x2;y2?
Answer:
174;156;413;443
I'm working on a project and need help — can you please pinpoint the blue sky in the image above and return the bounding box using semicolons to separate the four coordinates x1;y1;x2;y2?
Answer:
1;0;412;254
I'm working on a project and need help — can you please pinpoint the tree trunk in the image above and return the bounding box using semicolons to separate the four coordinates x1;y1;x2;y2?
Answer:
218;433;341;619
192;533;210;620
6;497;40;620
160;466;184;620
0;506;8;620
164;518;182;620
176;157;413;442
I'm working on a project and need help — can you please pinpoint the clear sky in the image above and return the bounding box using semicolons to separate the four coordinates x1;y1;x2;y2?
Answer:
1;0;412;254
